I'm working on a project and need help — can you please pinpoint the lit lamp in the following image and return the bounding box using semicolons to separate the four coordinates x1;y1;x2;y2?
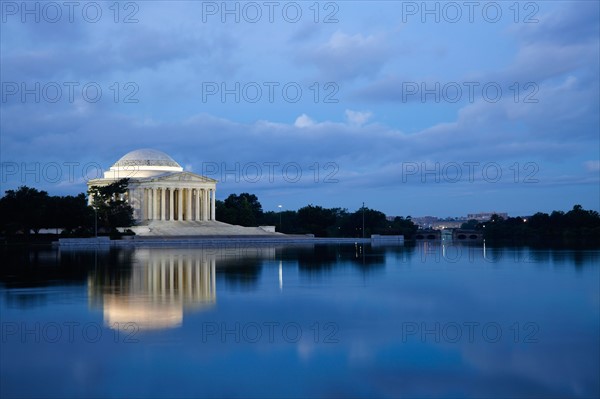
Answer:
278;205;283;232
93;205;98;237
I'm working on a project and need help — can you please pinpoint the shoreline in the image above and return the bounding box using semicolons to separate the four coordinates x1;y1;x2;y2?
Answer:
55;235;405;248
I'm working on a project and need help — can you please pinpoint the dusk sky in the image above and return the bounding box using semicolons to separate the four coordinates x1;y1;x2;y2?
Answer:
1;0;599;217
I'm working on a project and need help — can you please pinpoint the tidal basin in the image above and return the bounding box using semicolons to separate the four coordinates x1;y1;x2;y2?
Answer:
1;242;598;398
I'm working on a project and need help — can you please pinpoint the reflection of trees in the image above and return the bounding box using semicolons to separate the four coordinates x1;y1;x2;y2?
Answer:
215;245;280;289
0;246;132;289
546;249;600;268
0;246;133;308
478;245;600;268
378;243;417;263
296;245;339;271
292;244;412;273
217;258;262;289
2;244;598;314
88;250;135;300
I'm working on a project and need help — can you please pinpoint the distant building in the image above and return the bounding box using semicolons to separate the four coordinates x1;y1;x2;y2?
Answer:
430;221;464;230
467;212;508;221
412;216;440;228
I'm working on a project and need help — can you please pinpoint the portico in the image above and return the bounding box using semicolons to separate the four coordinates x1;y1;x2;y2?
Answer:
136;179;216;222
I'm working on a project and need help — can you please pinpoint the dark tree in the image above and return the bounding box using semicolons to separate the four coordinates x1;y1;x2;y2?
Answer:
0;186;50;234
480;205;600;246
297;205;337;237
217;193;263;226
51;194;93;231
88;178;134;231
259;210;302;234
338;207;388;237
215;200;233;223
460;219;479;230
391;216;418;238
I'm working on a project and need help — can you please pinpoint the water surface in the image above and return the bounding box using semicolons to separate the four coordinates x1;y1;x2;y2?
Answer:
1;243;598;398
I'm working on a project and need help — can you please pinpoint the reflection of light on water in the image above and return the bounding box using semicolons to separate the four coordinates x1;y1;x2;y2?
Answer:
89;249;217;330
103;294;183;330
87;246;286;330
483;239;487;260
279;260;283;291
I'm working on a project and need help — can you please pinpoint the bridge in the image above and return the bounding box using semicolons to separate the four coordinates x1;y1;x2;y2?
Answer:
414;230;442;240
451;229;483;241
414;229;483;241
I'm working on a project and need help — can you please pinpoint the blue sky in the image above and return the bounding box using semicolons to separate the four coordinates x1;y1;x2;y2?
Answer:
1;1;598;217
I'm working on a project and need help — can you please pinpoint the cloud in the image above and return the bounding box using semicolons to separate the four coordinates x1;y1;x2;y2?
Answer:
509;1;600;46
345;110;372;126
2;23;239;83
1;102;592;186
297;31;391;80
294;114;315;128
2;100;598;215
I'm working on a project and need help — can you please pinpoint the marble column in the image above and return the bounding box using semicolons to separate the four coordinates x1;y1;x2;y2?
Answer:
195;189;202;220
147;188;152;220
177;188;183;221
192;190;196;220
169;188;174;221
142;189;146;220
211;189;216;220
146;189;150;220
161;188;166;221
198;189;203;221
186;188;192;221
143;189;148;220
202;189;208;221
152;188;159;220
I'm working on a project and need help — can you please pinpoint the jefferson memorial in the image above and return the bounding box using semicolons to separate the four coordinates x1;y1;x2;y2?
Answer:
88;149;276;236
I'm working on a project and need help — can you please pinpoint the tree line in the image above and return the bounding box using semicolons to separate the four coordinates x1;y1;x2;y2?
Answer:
0;187;417;239
1;184;598;246
0;180;133;237
215;193;418;238
460;205;600;246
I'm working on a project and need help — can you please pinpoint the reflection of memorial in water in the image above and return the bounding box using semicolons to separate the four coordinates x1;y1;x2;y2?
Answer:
88;245;287;330
89;248;216;330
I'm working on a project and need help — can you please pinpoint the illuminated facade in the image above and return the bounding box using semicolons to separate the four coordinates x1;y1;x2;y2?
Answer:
87;148;217;223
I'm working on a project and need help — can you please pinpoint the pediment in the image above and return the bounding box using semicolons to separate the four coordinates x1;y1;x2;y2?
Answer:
148;172;217;183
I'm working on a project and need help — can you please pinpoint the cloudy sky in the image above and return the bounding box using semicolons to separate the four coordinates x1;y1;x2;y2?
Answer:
1;1;598;217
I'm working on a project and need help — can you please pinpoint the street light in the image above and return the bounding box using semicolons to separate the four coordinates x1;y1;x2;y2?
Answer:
278;205;283;232
362;202;365;239
93;206;98;238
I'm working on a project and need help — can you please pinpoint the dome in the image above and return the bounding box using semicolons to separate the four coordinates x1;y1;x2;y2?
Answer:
113;148;182;168
104;148;184;179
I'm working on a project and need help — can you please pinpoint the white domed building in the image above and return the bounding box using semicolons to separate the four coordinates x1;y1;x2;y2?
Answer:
88;149;217;230
88;149;277;236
